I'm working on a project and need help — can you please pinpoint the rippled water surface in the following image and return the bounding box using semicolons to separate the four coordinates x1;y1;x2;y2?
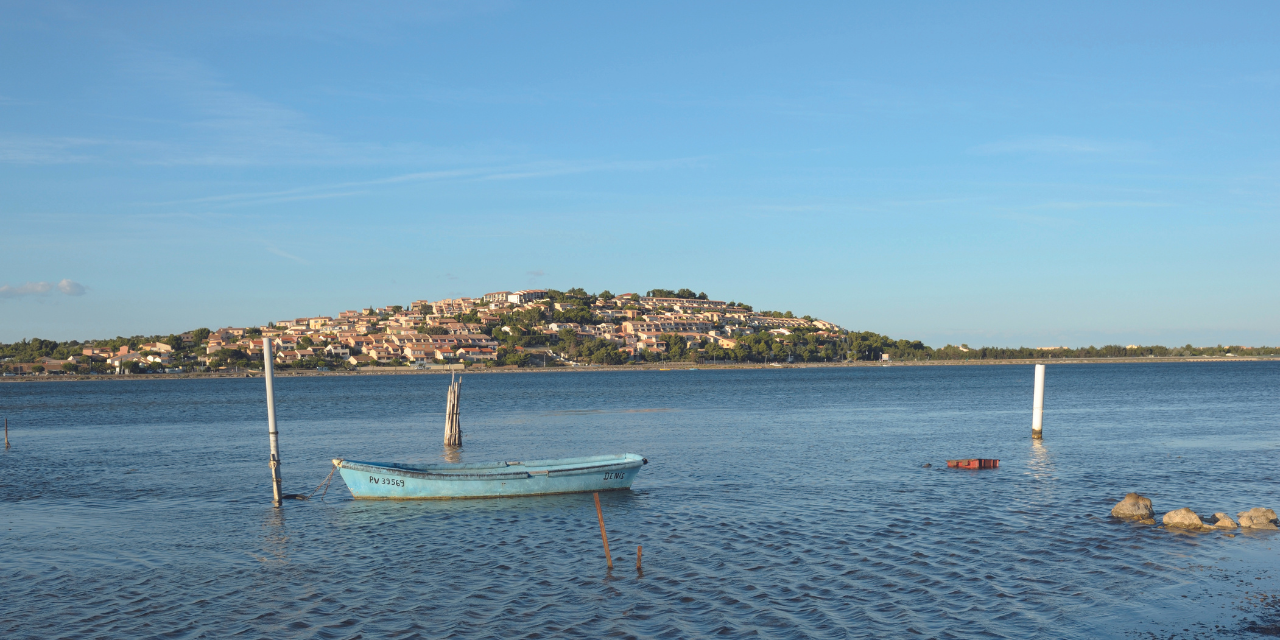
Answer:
3;363;1280;638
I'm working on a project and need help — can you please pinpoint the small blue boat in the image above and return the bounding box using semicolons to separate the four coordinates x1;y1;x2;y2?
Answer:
334;453;647;500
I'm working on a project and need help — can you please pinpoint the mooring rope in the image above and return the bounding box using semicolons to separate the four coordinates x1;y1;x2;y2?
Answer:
306;460;340;501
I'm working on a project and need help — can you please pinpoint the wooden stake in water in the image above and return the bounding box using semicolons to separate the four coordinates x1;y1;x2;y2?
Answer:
263;337;283;507
636;545;642;571
444;373;462;447
594;492;613;569
4;416;8;449
1032;363;1045;439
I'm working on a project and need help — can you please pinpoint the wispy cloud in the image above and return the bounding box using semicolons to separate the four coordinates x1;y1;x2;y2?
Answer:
0;136;112;164
970;136;1141;157
989;211;1076;228
0;279;87;298
477;158;699;182
748;204;830;213
114;45;346;166
1030;200;1171;211
264;245;310;265
0;282;53;297
0;134;184;164
142;168;482;208
2;41;709;178
138;157;704;209
57;279;87;295
0;43;428;167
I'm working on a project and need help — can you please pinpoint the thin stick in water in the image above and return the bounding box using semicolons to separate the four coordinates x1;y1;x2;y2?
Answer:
443;373;463;448
636;545;642;571
594;492;612;569
263;337;283;507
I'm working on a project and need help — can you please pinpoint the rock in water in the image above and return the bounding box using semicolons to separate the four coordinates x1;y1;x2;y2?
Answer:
1212;513;1239;529
1111;493;1155;520
1237;508;1279;530
1162;508;1206;530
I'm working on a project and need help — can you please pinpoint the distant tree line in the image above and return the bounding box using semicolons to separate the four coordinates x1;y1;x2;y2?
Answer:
928;343;1279;360
645;288;708;300
0;334;192;363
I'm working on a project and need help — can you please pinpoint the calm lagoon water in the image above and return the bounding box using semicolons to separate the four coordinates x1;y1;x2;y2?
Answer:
2;362;1279;639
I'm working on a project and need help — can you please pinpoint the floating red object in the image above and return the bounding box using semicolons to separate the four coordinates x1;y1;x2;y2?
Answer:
946;458;1000;469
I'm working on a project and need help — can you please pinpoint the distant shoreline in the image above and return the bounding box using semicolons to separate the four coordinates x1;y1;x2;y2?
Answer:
1;355;1271;383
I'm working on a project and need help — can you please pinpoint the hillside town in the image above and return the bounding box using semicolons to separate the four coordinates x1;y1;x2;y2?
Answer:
1;288;855;375
8;287;1267;376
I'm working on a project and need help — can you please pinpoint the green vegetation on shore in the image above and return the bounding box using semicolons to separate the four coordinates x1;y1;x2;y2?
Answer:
4;332;1274;373
928;343;1278;360
1;335;186;364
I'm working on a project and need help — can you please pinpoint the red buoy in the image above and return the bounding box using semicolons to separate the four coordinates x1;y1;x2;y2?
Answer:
946;458;1000;469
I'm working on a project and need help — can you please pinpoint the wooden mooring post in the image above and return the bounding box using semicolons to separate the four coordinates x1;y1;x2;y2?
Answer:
263;337;283;507
4;416;9;449
636;545;642;571
594;492;613;569
1032;363;1045;439
444;373;462;447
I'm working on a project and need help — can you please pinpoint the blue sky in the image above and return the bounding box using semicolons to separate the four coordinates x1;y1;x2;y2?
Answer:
2;2;1277;347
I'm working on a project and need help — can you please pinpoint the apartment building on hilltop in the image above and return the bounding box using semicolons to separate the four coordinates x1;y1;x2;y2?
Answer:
639;297;728;309
621;319;714;334
507;290;547;304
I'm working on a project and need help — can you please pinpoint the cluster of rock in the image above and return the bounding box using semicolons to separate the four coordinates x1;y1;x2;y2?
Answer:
1109;493;1278;532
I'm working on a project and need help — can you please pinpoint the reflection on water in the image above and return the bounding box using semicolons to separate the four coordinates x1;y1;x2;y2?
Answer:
259;508;291;565
441;445;462;463
1027;436;1053;479
542;407;676;416
1161;435;1280;450
2;362;1280;638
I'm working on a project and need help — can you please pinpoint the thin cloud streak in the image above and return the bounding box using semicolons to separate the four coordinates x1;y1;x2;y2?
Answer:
1031;200;1172;210
265;245;310;265
217;190;370;209
0;136;119;164
970;136;1142;157
137;157;705;209
0;43;441;168
140;168;482;207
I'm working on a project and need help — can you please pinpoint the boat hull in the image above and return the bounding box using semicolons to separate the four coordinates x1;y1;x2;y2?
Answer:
336;453;646;500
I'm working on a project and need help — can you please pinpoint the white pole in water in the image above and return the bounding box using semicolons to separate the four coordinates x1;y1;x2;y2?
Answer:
263;337;283;506
1032;363;1046;438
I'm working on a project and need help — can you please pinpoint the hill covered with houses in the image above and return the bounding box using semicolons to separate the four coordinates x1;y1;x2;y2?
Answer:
4;287;1269;376
1;287;932;375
